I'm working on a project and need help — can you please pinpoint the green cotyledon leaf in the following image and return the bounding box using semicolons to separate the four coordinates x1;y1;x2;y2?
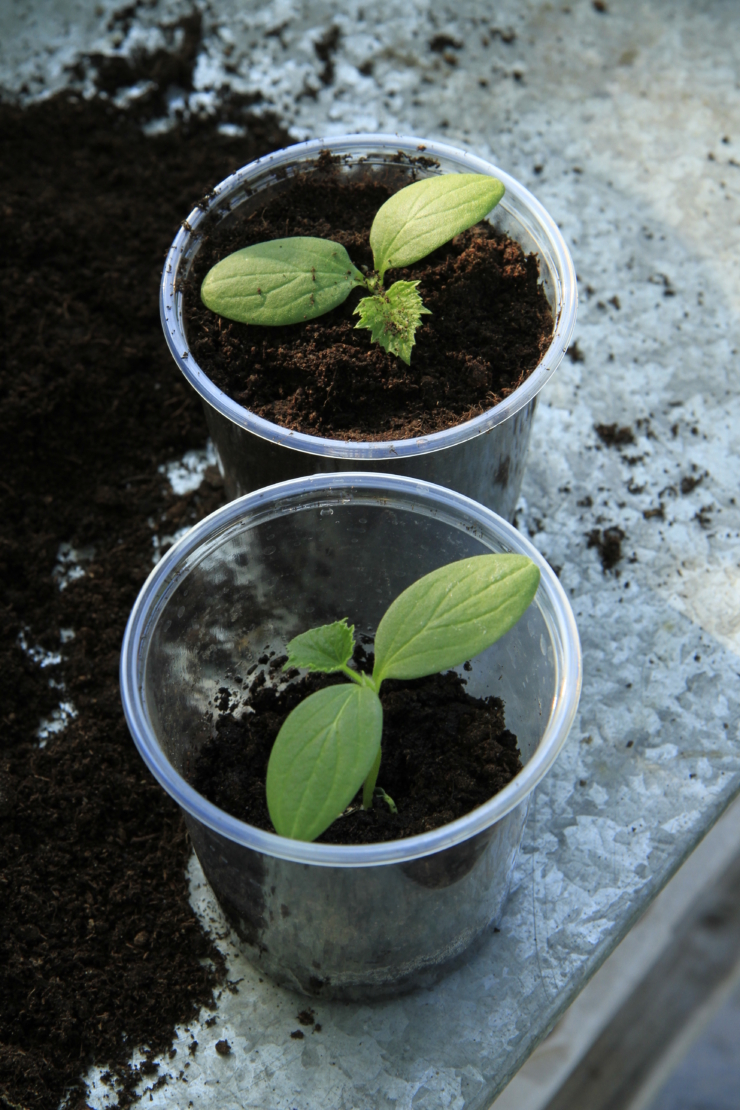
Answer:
370;173;505;279
284;618;355;674
372;554;540;684
200;237;367;326
353;279;431;365
266;684;383;842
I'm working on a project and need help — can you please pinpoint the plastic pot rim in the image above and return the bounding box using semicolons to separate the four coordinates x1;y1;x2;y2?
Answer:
121;472;582;868
160;133;577;462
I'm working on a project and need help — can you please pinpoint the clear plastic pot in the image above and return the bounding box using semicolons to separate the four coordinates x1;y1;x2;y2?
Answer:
161;135;577;520
120;473;581;999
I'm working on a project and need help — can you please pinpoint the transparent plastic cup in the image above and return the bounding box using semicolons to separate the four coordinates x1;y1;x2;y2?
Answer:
120;473;581;999
161;135;577;520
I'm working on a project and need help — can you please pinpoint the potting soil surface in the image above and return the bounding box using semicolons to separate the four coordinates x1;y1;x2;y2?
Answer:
184;169;553;440
188;647;522;844
0;91;290;1110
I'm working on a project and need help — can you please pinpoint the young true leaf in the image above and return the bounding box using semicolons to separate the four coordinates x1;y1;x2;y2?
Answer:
372;554;540;684
266;683;383;841
369;173;505;279
353;280;431;365
200;237;366;326
285;618;355;674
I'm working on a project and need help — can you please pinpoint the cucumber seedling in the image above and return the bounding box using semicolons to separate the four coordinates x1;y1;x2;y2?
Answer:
265;553;539;842
201;172;505;364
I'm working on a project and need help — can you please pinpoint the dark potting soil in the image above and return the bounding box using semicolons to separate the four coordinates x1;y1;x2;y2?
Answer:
183;171;554;440
0;85;291;1110
187;647;522;844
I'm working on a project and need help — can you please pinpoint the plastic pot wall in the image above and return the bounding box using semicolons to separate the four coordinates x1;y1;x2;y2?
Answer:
161;135;577;520
121;474;581;999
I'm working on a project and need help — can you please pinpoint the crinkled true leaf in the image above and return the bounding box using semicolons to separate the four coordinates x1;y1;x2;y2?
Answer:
353;280;431;364
266;684;383;841
284;618;355;674
372;554;540;684
370;173;505;278
201;237;366;326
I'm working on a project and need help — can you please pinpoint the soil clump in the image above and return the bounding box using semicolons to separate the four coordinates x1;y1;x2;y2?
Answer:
587;525;626;571
595;422;635;448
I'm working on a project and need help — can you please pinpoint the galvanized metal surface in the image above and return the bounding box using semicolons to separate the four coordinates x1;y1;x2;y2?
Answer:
2;0;739;1107
495;793;740;1110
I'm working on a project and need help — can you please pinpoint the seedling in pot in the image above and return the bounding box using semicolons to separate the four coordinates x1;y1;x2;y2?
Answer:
265;553;539;842
201;173;505;364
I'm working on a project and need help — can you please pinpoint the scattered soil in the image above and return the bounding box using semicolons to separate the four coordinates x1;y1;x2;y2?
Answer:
430;33;464;53
595;422;635;447
680;473;703;495
183;171;554;441
587;526;626;571
187;647;522;845
566;339;585;362
0;85;290;1110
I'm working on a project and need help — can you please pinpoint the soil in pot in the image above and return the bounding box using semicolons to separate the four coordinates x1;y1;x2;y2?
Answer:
187;645;522;844
183;165;554;441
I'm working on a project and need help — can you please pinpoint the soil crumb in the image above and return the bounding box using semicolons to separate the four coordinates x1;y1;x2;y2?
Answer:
680;473;703;494
595;422;635;447
587;525;626;570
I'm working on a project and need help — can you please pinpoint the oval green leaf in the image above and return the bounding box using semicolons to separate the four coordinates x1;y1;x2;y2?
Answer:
266;684;383;841
285;618;355;674
201;237;366;326
372;554;540;684
370;173;505;279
